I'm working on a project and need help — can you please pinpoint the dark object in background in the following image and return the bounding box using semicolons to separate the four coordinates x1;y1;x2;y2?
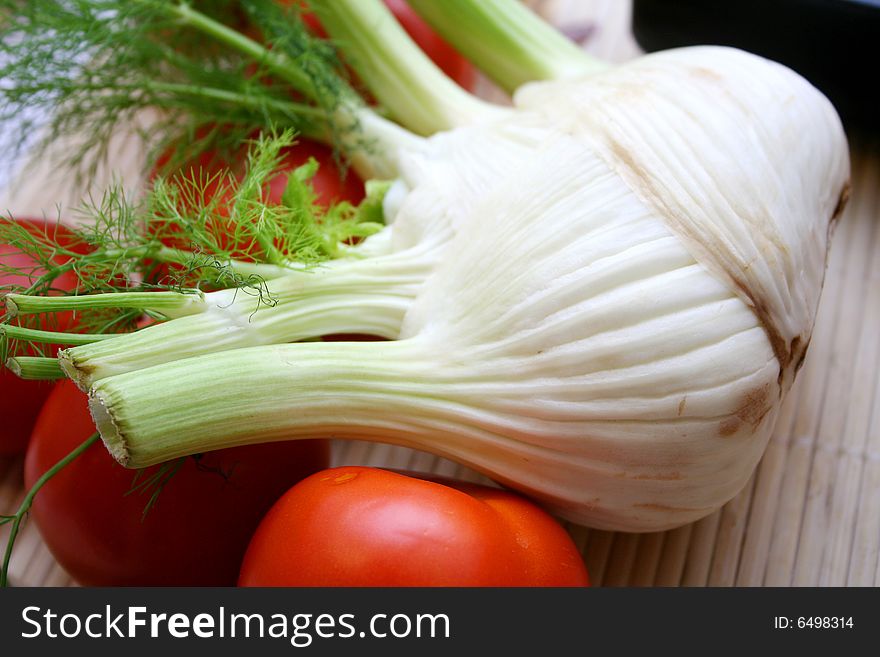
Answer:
632;0;880;131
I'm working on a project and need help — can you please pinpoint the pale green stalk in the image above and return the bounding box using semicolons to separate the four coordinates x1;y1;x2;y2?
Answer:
4;290;206;319
0;325;116;346
90;339;448;467
61;251;430;389
6;356;65;380
156;0;421;179
308;0;507;135
145;82;332;142
406;0;608;92
162;1;319;99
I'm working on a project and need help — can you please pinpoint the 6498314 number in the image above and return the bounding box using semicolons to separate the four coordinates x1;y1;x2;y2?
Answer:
774;617;854;629
799;617;853;629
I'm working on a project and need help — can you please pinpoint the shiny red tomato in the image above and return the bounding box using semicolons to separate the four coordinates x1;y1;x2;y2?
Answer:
155;138;364;210
238;466;590;587
1;219;80;456
25;379;330;586
148;137;363;279
269;141;364;207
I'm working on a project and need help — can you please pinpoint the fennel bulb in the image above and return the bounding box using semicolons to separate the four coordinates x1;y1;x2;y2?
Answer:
90;45;849;531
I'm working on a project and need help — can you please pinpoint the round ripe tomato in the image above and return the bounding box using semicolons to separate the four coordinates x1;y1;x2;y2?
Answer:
238;466;590;587
154;137;363;211
25;379;330;586
147;137;364;280
1;219;81;456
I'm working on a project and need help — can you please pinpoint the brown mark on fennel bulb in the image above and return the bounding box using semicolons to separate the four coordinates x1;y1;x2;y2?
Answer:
603;131;803;389
688;67;723;82
832;182;851;225
604;128;802;386
719;383;773;438
523;47;851;396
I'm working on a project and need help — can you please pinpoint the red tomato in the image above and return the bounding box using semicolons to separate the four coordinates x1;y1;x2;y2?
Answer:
269;141;364;207
25;379;330;586
238;466;590;587
0;375;50;456
148;137;363;279
0;373;55;456
1;219;81;456
155;138;363;210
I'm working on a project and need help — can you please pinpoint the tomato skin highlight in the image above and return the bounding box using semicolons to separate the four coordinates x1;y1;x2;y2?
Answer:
1;218;81;455
238;466;590;587
24;380;330;586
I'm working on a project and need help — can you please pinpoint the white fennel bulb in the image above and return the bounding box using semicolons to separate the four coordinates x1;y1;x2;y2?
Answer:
90;46;849;531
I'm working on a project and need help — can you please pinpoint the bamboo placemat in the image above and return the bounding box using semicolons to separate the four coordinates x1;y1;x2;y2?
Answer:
1;1;878;587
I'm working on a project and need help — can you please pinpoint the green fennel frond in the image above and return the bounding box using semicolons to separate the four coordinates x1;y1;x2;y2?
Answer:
0;130;383;355
126;457;187;519
0;0;360;179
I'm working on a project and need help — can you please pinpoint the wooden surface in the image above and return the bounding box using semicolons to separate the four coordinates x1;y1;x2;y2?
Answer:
1;1;879;587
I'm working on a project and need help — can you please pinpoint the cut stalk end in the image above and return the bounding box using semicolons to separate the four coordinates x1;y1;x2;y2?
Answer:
58;349;90;391
89;390;129;467
3;295;19;318
4;357;22;377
